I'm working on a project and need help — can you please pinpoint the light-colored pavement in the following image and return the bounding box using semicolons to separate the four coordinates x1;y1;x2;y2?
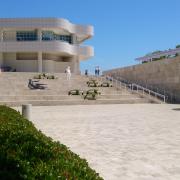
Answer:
15;104;180;180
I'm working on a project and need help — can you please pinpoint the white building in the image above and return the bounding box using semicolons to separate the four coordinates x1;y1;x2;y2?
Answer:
0;18;94;74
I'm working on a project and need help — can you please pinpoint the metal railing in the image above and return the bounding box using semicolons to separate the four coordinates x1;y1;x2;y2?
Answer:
100;75;166;103
131;83;166;103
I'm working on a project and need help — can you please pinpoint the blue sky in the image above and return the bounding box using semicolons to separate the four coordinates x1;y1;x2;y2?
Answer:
0;0;180;73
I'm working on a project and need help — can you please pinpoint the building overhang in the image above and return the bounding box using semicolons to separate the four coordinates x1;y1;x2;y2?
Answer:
0;41;94;61
0;18;94;42
136;48;180;62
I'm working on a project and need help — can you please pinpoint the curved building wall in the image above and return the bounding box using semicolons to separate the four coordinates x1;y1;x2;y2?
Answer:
0;18;94;40
0;18;94;73
2;52;76;73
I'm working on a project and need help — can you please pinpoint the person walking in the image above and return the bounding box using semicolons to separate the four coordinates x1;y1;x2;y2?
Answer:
65;66;71;80
85;69;88;76
95;66;98;76
97;66;100;76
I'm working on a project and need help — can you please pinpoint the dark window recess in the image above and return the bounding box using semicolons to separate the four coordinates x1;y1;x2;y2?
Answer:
16;31;37;41
42;31;72;44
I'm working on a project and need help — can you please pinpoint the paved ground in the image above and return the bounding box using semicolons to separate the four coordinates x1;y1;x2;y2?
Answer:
15;104;180;180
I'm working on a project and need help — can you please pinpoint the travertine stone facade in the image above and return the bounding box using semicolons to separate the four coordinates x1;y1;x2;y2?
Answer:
104;57;180;102
0;18;94;74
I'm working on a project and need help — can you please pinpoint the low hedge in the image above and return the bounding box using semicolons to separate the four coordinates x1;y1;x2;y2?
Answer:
34;73;56;80
68;89;83;95
84;89;101;100
84;93;97;100
86;89;101;95
86;80;99;87
0;106;103;180
100;82;113;87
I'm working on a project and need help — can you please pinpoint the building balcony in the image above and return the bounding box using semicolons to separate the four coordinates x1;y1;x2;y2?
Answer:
0;18;94;42
0;41;94;60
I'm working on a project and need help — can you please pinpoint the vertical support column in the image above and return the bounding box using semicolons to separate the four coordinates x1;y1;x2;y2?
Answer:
0;30;3;42
76;57;80;74
37;29;42;72
72;56;77;74
38;52;42;73
37;29;42;41
72;34;76;44
72;56;80;75
71;34;80;74
0;53;3;67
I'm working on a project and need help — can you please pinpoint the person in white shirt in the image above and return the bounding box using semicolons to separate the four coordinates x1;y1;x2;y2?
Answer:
65;66;71;80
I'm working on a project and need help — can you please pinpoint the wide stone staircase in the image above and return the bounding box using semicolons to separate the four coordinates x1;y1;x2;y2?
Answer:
0;72;158;106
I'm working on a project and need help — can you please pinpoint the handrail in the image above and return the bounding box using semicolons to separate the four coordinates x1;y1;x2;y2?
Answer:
103;75;166;103
131;83;166;103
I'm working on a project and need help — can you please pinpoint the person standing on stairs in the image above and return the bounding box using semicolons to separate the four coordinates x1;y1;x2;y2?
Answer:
65;66;71;80
97;66;100;76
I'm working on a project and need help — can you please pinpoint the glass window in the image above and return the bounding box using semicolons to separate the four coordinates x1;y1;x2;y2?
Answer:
42;31;54;41
42;31;72;44
16;31;37;41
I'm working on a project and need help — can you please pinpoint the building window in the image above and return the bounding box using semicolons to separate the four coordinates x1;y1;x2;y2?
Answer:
42;31;54;41
42;31;72;44
16;31;37;41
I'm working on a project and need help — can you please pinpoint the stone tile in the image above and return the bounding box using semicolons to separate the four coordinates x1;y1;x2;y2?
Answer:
14;104;180;180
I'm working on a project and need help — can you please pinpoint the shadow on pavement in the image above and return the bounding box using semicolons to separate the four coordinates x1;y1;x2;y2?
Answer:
172;108;180;111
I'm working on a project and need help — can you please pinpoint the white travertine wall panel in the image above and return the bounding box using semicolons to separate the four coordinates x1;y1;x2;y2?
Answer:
42;60;76;73
103;57;180;102
43;60;54;73
3;31;16;41
54;61;73;73
16;60;37;72
3;53;16;68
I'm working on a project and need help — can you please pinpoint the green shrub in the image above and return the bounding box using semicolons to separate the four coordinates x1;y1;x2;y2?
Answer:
47;75;55;79
84;92;97;100
0;106;103;180
86;89;101;95
86;79;97;84
100;82;112;87
84;89;101;100
87;80;99;87
33;74;57;80
68;89;83;95
34;74;42;79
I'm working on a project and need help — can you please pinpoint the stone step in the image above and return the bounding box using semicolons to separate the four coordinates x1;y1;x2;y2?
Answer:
0;72;159;105
0;94;138;101
0;95;82;101
0;98;153;106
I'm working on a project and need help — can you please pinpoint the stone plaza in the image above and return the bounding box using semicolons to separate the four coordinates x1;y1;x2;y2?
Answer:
15;104;180;180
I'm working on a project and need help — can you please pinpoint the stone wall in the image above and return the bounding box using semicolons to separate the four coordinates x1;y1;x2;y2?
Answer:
103;57;180;103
